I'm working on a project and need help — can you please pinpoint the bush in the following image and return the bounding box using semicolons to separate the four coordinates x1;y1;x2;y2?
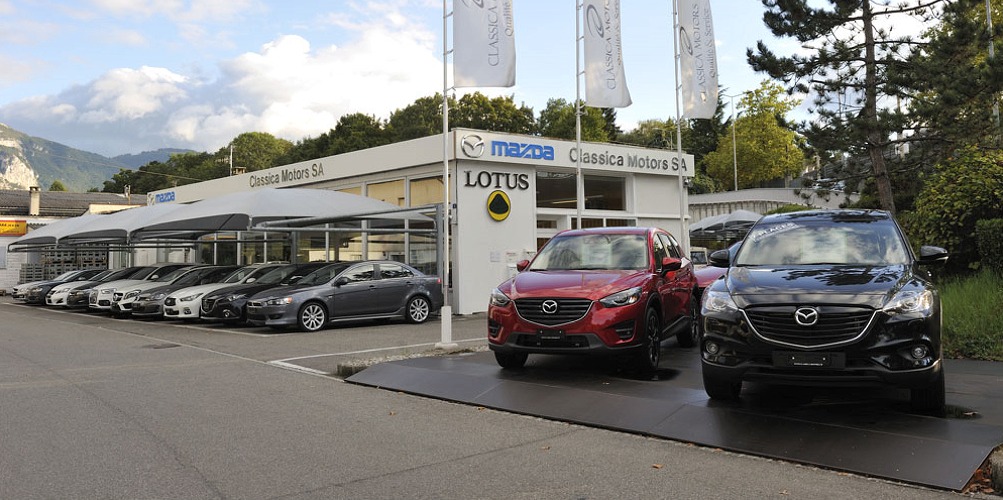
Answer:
903;147;1003;274
976;219;1003;274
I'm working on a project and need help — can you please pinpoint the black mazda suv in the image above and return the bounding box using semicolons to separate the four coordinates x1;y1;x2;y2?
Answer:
699;210;949;415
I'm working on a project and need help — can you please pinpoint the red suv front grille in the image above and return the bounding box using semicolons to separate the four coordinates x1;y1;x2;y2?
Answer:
515;298;592;326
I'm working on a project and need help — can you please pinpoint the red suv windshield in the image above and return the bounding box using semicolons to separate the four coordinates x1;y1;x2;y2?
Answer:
529;233;649;271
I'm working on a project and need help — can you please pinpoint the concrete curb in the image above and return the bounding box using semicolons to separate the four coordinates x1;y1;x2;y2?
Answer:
991;447;1003;492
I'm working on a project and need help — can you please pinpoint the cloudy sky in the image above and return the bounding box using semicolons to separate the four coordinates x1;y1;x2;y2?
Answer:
0;1;793;157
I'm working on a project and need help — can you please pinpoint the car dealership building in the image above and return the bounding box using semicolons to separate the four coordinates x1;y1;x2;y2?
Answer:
146;128;694;315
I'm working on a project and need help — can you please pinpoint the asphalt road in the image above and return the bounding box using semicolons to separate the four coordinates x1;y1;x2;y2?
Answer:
0;299;971;499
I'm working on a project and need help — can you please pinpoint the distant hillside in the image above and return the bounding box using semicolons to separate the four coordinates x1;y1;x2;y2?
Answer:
0;124;193;192
113;148;193;169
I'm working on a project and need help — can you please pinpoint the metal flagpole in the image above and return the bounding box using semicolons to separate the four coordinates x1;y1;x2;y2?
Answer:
575;0;584;229
672;0;689;251
438;0;455;349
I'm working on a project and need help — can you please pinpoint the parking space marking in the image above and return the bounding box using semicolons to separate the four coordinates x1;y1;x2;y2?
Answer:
271;338;485;364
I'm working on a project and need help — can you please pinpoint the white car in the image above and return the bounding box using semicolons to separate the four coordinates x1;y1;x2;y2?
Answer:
46;269;118;306
111;265;232;317
12;270;89;300
163;263;288;320
88;264;191;312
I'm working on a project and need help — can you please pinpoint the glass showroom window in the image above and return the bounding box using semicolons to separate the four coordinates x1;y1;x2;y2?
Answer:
536;171;626;211
366;179;406;262
408;177;443;276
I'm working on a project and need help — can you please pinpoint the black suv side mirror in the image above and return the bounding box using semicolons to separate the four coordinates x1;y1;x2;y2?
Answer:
918;245;949;266
709;249;731;268
334;277;350;287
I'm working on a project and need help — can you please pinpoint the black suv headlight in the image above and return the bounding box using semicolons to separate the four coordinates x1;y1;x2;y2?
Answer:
599;286;642;308
702;289;739;315
882;289;934;317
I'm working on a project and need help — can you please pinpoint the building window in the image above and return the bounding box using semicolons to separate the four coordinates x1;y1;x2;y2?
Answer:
536;171;576;209
583;175;625;210
409;177;444;206
368;179;406;207
536;171;626;211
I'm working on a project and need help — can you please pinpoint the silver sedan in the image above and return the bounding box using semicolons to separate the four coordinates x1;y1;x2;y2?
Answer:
245;260;444;332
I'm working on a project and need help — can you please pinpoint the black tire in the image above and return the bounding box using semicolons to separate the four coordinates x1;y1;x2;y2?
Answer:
703;370;742;401
494;351;528;369
297;302;328;332
406;296;431;324
910;370;946;417
676;290;700;348
634;307;662;376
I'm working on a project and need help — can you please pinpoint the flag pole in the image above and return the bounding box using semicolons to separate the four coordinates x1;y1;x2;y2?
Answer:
575;0;584;229
438;0;455;349
672;0;690;251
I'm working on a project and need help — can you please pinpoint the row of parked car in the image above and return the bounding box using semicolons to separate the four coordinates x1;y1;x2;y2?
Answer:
10;260;444;332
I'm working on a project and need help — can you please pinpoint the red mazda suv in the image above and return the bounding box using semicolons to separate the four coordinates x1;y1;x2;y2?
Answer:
488;226;699;374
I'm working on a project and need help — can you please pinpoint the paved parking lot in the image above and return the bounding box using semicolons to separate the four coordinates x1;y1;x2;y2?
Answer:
0;296;990;498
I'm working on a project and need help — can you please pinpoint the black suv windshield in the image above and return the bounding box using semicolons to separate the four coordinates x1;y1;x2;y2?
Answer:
530;233;648;271
735;218;909;266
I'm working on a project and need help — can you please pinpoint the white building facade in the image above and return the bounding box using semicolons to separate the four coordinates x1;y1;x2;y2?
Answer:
147;129;694;315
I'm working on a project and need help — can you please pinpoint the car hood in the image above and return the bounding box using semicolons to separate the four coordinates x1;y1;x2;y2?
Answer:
694;266;727;288
724;265;911;308
504;270;647;300
95;279;149;291
208;282;290;300
168;283;233;299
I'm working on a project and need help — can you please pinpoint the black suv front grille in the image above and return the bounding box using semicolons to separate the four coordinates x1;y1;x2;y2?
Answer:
202;298;216;313
515;298;592;326
745;305;874;348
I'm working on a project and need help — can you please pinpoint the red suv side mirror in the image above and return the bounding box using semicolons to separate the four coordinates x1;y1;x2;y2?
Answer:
661;257;682;274
516;259;530;272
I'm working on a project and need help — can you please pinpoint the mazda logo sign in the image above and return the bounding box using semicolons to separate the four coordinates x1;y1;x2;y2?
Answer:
541;300;559;314
794;307;819;327
460;134;485;158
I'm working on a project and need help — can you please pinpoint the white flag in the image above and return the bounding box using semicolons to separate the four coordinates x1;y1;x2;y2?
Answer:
583;0;632;108
678;0;718;119
453;0;516;88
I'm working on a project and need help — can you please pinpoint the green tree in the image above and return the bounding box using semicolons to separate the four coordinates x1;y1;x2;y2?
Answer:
748;0;949;214
901;0;1003;151
221;132;293;173
451;93;536;134
48;180;66;191
702;81;804;189
537;98;609;141
387;94;448;142
902;147;1003;273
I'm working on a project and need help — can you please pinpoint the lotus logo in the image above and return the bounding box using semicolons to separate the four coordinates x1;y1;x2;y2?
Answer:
541;300;559;314
794;307;819;327
460;134;486;158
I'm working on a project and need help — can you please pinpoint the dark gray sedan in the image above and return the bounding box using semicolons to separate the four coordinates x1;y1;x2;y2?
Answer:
245;260;444;332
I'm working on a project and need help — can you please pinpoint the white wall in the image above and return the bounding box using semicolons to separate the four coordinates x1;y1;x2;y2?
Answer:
453;161;537;315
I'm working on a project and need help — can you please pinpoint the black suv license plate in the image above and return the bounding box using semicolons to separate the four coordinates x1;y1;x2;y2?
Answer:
773;351;845;369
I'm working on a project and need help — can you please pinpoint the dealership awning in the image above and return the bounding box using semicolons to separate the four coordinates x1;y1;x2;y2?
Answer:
689;209;761;236
58;203;187;245
130;187;431;241
6;213;106;251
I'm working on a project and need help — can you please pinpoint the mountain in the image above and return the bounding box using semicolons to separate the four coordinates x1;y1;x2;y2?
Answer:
113;149;193;169
0;124;190;192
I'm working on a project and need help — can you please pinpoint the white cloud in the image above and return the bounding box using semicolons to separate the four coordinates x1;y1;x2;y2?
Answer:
0;6;443;156
82;67;188;122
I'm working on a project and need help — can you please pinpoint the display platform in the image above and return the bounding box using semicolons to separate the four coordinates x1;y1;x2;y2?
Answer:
347;347;1003;491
